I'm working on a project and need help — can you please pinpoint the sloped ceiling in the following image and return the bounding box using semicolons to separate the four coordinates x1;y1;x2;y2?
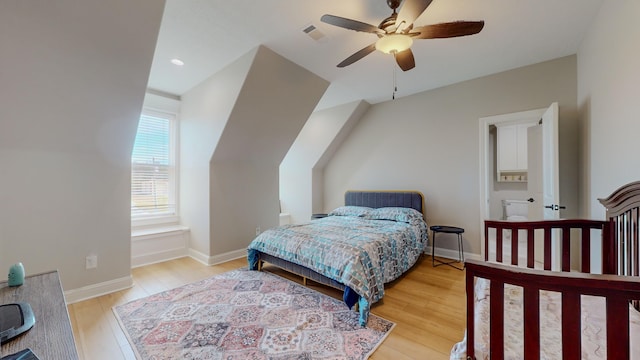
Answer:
212;46;329;164
147;0;603;110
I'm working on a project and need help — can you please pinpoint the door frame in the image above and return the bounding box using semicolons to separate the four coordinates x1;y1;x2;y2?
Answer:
478;107;546;258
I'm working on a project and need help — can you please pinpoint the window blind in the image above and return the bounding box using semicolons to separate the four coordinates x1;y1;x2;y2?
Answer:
131;113;175;217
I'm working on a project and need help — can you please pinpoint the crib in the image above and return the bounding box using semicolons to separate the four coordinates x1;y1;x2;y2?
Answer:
458;181;640;359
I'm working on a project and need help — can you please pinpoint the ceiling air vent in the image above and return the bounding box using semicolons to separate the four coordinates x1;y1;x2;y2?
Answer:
302;24;326;41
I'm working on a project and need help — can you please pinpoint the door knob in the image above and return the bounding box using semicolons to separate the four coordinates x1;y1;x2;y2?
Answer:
544;204;566;211
527;198;535;203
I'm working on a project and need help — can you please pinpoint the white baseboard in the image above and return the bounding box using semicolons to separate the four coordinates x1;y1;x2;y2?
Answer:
433;247;481;262
65;247;243;304
132;248;188;268
187;248;210;265
188;248;247;266
64;275;133;304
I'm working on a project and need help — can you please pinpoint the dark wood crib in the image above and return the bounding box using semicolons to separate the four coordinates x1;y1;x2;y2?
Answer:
464;181;640;359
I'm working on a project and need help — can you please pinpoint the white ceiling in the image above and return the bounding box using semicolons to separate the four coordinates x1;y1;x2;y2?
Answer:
147;0;603;110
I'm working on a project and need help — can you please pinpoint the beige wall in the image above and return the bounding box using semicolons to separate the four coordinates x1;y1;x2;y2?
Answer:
324;56;578;256
578;0;640;218
0;0;164;290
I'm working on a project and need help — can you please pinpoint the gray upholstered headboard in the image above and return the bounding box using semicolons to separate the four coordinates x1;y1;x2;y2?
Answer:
344;191;424;216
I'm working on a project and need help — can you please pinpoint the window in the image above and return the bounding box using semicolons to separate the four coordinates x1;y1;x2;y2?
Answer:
131;110;177;219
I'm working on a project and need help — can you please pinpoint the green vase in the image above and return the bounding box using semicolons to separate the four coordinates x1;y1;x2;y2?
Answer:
8;262;25;287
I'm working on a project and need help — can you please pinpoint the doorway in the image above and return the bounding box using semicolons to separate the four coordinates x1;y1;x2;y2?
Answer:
478;103;559;260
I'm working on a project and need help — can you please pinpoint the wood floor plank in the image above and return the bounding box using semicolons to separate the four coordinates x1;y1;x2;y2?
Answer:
376;329;450;359
71;298;128;360
369;345;416;360
69;256;465;360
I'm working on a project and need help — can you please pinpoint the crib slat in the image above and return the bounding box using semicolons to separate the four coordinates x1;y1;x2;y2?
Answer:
511;228;518;266
485;224;490;261
497;226;503;263
603;219;616;274
489;280;505;360
466;275;476;359
626;210;631;275
544;227;552;270
527;228;535;268
562;228;571;272
633;210;640;310
619;216;625;275
606;296;629;359
561;290;580;360
633;208;639;277
581;228;590;273
523;287;540;360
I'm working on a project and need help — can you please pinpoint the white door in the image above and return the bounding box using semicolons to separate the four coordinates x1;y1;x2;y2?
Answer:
527;125;543;219
541;102;560;220
527;102;560;267
528;102;560;221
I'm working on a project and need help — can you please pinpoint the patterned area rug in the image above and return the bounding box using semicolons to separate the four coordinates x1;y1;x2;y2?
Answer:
113;268;395;359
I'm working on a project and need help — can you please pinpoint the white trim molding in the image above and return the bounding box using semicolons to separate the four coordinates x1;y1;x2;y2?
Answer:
64;275;133;304
432;248;481;263
188;248;247;266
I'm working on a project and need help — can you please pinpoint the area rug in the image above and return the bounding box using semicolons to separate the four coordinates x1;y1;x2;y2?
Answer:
113;268;395;359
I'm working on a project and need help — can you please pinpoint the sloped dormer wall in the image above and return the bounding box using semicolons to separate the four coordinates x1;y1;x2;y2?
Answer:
280;100;370;224
180;48;256;260
180;46;328;263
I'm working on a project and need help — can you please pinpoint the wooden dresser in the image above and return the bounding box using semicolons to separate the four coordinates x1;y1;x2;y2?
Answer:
0;270;79;359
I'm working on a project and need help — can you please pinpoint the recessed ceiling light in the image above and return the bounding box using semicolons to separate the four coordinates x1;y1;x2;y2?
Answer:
170;58;184;66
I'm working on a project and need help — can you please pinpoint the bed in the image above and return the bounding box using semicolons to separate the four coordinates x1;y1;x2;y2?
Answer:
247;191;428;325
452;181;640;359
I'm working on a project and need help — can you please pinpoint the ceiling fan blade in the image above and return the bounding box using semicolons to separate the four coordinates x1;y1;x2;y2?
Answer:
321;14;382;34
395;48;415;71
337;43;377;68
410;21;485;39
396;0;433;32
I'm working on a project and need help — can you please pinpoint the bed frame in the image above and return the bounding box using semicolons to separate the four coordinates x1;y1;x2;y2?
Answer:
253;190;425;303
465;181;640;359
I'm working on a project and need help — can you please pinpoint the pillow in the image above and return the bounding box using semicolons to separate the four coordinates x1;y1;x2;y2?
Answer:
328;206;373;217
366;207;424;224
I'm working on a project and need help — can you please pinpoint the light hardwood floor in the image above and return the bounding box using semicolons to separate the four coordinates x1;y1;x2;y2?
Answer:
68;255;466;359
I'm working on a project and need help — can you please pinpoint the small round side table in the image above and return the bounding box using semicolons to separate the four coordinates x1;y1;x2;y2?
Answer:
430;225;465;270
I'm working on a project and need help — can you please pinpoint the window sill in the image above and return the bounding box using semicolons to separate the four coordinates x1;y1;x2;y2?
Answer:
131;224;189;240
132;215;179;229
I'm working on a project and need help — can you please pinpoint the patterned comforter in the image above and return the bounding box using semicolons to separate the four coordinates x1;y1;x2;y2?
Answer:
247;206;428;325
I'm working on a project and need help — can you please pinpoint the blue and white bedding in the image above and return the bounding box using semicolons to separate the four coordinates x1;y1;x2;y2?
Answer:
247;206;428;325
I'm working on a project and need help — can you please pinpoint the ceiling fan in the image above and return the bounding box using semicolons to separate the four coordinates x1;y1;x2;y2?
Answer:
321;0;484;71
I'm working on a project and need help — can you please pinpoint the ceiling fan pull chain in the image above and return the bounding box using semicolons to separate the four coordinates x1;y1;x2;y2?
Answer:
392;53;397;100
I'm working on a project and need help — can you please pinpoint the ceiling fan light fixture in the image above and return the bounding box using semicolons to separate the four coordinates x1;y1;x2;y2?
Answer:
375;34;413;54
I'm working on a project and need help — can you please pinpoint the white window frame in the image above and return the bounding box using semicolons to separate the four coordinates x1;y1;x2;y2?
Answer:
131;108;179;227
